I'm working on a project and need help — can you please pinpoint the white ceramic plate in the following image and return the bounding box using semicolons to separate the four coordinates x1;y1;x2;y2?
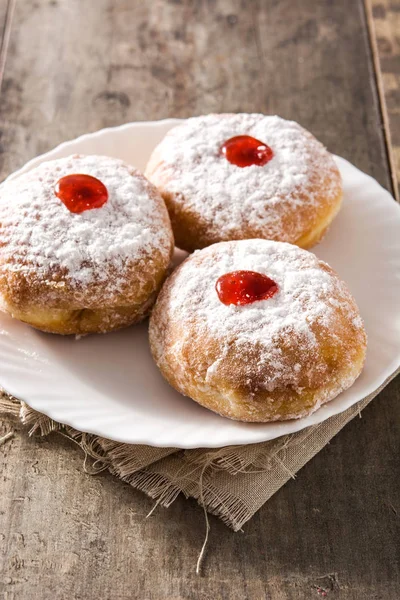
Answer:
1;119;400;448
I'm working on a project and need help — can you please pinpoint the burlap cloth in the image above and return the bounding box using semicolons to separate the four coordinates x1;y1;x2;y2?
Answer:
1;369;398;537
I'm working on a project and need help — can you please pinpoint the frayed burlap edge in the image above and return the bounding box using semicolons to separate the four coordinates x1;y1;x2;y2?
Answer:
1;368;398;533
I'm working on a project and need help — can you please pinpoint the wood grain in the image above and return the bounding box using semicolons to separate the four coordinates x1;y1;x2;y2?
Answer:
0;0;15;89
1;1;399;599
367;0;400;199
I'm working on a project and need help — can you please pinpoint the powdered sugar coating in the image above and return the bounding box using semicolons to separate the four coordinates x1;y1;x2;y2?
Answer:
146;114;342;249
150;240;367;421
0;155;173;306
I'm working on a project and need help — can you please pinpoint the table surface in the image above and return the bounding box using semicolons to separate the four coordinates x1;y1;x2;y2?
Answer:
1;1;399;598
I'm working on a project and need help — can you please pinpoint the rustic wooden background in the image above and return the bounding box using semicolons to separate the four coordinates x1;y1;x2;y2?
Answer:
1;1;399;598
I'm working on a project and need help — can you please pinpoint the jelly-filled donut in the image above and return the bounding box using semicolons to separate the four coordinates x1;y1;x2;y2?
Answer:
0;155;174;334
149;240;366;422
145;114;343;252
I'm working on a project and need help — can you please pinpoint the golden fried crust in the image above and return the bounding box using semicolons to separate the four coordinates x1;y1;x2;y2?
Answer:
149;241;367;422
145;114;343;252
0;269;164;335
0;157;174;335
146;173;342;252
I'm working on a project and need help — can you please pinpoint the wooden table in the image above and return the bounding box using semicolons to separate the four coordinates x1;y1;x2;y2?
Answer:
1;1;399;598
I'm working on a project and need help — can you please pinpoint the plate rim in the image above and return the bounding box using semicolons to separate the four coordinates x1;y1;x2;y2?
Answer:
5;118;184;183
1;119;400;448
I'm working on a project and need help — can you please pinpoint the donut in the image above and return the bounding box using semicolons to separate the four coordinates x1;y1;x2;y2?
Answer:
145;114;343;252
149;239;367;422
0;154;174;335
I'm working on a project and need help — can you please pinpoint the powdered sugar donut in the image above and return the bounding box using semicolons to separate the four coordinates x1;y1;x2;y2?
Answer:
145;114;343;252
149;240;366;422
0;155;174;334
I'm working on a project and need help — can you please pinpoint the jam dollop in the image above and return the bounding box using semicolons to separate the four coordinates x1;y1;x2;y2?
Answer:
221;135;274;167
216;270;278;306
55;174;109;213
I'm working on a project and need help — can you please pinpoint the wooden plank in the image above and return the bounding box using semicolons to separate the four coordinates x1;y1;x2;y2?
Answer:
365;0;400;200
0;0;15;90
1;1;399;599
0;1;9;50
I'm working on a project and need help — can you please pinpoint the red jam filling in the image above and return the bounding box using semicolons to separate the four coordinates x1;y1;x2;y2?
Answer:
220;135;274;167
216;270;278;306
55;174;108;213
